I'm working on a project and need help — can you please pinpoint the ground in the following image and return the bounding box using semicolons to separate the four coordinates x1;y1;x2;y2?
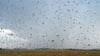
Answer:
0;50;100;56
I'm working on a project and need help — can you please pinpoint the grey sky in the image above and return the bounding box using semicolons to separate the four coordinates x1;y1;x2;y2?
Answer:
0;0;100;49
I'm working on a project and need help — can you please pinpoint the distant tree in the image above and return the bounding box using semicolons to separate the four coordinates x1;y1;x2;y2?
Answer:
0;48;2;50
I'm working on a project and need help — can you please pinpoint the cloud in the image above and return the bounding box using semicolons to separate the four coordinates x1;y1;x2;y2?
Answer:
0;0;100;49
0;28;29;49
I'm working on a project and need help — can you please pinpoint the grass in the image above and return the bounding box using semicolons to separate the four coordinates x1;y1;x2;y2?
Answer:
0;49;100;56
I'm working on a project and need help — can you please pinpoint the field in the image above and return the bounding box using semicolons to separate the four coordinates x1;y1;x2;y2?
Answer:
0;49;100;56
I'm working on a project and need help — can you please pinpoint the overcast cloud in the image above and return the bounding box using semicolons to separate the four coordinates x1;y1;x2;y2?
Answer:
0;0;100;49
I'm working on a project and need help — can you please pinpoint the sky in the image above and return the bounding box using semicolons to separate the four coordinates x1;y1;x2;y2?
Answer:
0;0;100;49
